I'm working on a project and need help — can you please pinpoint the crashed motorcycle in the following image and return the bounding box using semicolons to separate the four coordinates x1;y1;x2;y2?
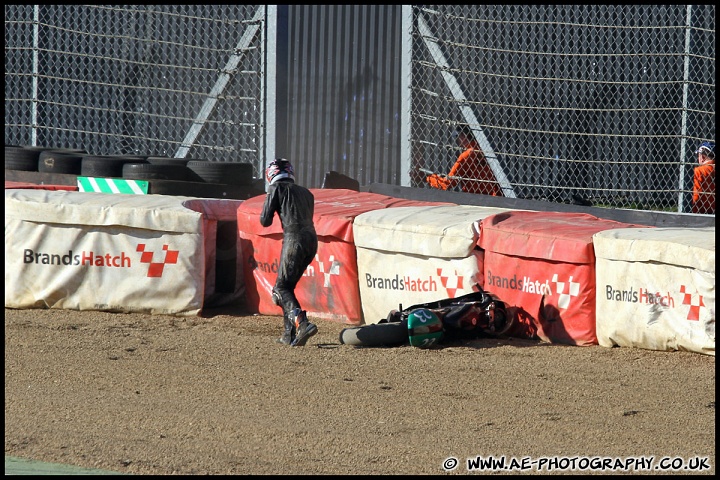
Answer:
339;285;512;348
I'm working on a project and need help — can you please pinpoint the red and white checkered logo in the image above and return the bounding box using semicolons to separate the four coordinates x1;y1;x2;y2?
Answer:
680;285;704;321
436;268;465;297
136;244;179;278
316;253;340;287
551;273;580;310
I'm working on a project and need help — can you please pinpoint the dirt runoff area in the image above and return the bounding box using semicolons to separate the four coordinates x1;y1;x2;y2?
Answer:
4;306;715;475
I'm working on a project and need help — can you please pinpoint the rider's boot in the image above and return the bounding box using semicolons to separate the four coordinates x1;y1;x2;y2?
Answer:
290;309;317;347
276;313;295;345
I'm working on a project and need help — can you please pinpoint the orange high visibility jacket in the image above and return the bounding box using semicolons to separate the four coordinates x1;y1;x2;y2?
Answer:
426;147;502;196
692;163;715;214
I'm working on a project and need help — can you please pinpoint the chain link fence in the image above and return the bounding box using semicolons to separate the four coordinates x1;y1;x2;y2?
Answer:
5;5;716;214
409;5;715;213
5;5;264;173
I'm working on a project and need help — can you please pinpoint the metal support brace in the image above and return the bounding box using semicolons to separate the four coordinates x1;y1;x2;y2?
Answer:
418;15;516;198
175;7;264;159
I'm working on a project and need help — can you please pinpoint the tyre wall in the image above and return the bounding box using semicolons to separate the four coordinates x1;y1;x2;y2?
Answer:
5;183;714;354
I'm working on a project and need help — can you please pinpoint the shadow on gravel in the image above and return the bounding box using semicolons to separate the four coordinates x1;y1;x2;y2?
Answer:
198;302;253;318
439;336;551;350
335;336;550;350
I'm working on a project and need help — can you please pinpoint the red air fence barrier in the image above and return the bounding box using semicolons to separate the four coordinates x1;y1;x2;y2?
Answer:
477;211;652;346
236;188;450;325
5;180;78;191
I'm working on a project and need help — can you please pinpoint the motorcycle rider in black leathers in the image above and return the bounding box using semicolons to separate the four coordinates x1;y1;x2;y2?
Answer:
260;158;318;346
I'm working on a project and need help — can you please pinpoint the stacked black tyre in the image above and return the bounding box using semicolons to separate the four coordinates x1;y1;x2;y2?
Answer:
5;146;42;171
5;145;86;172
118;157;256;187
144;156;197;167
6;144;263;199
185;160;255;186
80;155;148;178
122;162;192;181
138;157;208;182
38;150;87;174
120;158;260;197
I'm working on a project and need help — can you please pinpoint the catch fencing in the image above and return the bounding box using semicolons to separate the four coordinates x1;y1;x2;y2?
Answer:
408;5;715;213
4;5;265;173
5;5;715;214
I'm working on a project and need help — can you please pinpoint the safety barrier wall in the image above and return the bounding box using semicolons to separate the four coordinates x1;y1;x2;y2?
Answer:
477;211;653;346
594;227;715;356
5;185;714;354
5;180;78;191
236;189;449;325
4;189;245;315
352;205;519;324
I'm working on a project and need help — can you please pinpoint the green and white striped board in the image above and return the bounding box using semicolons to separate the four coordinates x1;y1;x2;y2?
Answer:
77;177;149;195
